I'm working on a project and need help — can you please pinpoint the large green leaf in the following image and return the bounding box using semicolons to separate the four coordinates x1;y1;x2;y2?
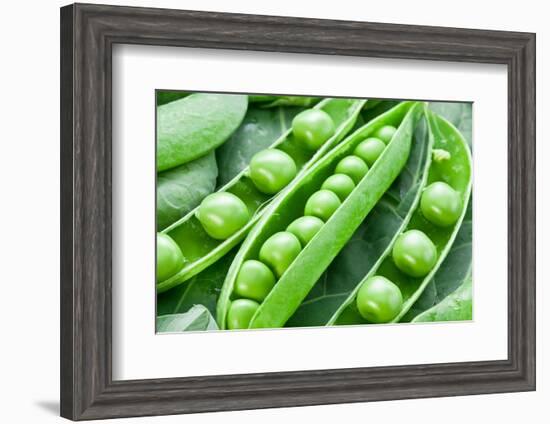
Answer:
249;95;319;108
429;102;472;147
286;114;430;327
156;152;218;231
412;275;472;322
156;305;219;333
157;93;248;171
216;105;305;186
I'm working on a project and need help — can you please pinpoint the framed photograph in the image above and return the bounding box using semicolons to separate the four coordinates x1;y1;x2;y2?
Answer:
60;3;536;420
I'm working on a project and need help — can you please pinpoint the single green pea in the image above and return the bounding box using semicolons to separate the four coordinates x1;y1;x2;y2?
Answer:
156;233;185;282
374;125;397;144
196;192;250;240
334;156;369;184
304;189;342;221
321;173;356;201
286;216;324;246
420;182;462;227
356;276;403;323
353;137;386;167
249;149;297;194
292;109;336;150
392;229;437;278
227;299;260;330
259;231;302;278
234;260;276;302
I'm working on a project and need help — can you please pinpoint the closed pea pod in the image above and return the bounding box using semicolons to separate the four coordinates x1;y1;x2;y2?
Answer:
217;101;424;329
157;93;248;171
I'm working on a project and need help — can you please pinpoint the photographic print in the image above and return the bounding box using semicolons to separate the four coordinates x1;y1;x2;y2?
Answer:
155;92;472;332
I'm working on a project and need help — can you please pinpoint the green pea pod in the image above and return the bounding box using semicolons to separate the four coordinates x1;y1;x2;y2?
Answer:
402;201;472;322
287;110;433;327
399;103;473;322
412;275;472;323
329;110;472;325
218;101;424;329
157;93;248;171
157;98;366;293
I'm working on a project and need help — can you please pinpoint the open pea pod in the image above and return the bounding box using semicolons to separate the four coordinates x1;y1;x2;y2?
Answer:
217;101;424;329
157;93;248;171
157;97;366;293
286;111;433;327
402;201;472;322
328;110;472;325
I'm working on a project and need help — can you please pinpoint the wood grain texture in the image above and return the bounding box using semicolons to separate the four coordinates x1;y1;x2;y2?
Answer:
60;3;536;420
60;4;75;419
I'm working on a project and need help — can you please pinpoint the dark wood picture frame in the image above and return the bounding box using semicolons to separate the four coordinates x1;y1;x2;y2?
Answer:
60;3;536;420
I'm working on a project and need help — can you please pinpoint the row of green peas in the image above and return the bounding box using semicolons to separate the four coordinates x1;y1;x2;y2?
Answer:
226;125;399;329
354;176;464;324
157;108;337;283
